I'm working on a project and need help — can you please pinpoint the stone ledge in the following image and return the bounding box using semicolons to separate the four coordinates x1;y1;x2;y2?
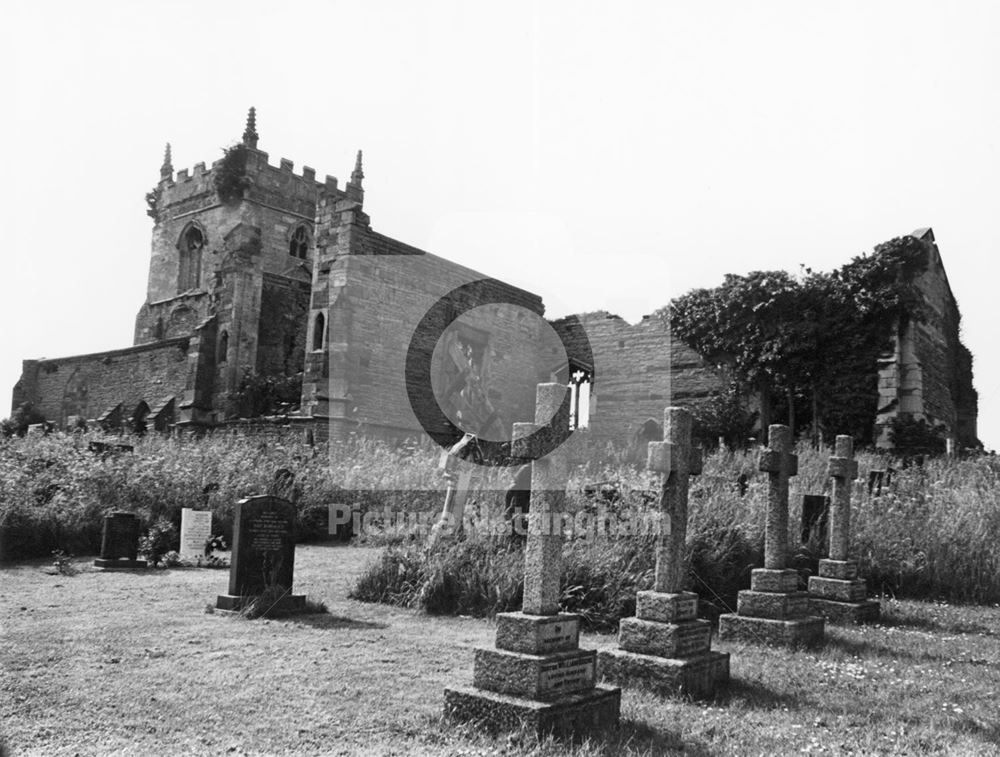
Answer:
596;648;729;698
808;598;881;625
443;684;620;737
618;617;712;658
473;647;595;700
718;613;824;647
818;559;859;580
215;593;306;612
736;590;810;620
495;612;580;655
807;577;868;602
750;568;800;593
93;559;147;570
636;590;699;623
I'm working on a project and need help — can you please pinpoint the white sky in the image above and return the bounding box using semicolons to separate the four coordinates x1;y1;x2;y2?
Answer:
1;1;997;449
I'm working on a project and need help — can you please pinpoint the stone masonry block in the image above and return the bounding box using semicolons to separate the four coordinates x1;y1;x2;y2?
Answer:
636;591;699;623
597;648;729;699
736;590;809;620
444;684;620;738
808;598;881;625
818;559;859;580
473;647;596;701
718;613;824;647
750;568;800;593
618;617;711;658
495;612;580;655
807;577;868;602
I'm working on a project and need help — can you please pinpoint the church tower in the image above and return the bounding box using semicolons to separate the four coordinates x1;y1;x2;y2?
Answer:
136;108;343;424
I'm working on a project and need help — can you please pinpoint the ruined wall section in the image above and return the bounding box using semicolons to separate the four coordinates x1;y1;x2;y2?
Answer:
874;230;979;448
14;339;192;427
908;233;978;447
552;312;725;442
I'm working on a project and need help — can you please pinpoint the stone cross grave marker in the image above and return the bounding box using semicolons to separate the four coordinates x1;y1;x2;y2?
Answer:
93;512;147;570
444;382;620;736
597;407;729;698
216;495;305;612
808;436;880;623
718;424;824;646
647;407;703;594
761;425;797;570
179;508;213;561
513;382;571;616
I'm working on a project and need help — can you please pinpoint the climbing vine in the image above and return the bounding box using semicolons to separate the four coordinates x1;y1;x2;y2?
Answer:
145;185;161;220
213;143;251;204
664;236;931;444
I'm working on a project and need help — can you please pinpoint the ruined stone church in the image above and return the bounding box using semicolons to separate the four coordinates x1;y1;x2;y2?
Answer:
12;109;978;450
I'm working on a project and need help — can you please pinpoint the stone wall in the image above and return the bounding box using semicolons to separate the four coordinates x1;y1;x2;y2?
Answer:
552;312;724;442
13;338;193;427
874;229;979;448
304;203;550;440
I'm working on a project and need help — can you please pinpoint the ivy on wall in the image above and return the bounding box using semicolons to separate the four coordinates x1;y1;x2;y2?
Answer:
213;143;251;204
664;236;932;444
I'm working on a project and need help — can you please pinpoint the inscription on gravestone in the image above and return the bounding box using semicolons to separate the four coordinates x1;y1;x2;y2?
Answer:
179;508;213;560
227;496;296;598
538;658;595;695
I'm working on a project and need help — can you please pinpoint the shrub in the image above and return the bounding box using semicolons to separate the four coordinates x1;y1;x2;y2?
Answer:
139;518;178;567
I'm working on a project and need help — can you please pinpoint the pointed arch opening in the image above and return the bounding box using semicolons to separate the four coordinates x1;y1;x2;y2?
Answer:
177;224;205;293
312;312;326;351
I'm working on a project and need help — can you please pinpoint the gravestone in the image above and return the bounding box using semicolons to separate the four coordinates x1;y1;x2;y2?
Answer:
93;512;147;569
597;407;729;697
179;508;213;561
800;494;829;548
216;495;305;612
444;383;620;736
718;425;824;646
808;436;880;623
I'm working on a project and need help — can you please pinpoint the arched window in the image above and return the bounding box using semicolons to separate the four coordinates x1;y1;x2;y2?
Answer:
218;331;229;363
312;312;325;351
289;225;310;259
178;225;204;292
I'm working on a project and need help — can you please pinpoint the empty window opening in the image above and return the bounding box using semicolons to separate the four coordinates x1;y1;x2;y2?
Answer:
218;331;229;363
178;226;204;292
312;312;325;351
568;368;593;429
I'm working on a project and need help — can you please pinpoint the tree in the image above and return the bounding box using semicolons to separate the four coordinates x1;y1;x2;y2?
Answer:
665;237;930;444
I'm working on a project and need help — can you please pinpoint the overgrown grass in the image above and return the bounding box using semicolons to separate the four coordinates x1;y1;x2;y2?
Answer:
2;430;999;617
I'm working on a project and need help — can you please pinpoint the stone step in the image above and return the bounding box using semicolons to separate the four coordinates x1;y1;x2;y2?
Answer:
736;590;810;620
807;577;868;602
472;647;596;701
494;612;580;655
617;617;712;658
635;590;699;623
444;683;620;738
596;647;729;698
718;612;824;647
750;568;800;593
818;559;859;580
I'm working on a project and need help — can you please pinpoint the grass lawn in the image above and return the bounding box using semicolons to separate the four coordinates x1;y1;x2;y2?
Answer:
2;545;999;756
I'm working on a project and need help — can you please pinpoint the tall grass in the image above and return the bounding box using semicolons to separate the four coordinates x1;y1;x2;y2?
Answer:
2;430;999;614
